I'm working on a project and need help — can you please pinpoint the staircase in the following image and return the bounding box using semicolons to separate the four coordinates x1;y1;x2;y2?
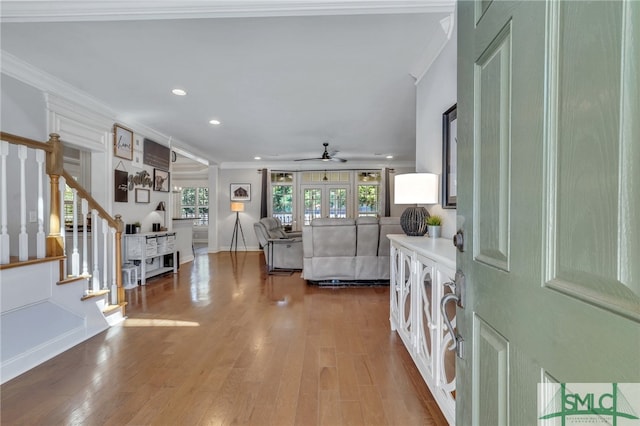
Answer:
0;132;125;384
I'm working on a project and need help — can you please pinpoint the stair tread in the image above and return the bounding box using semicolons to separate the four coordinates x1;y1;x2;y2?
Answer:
58;275;91;285
80;289;110;301
102;302;127;314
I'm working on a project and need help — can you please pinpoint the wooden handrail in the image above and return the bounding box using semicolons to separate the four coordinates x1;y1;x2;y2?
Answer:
62;170;123;231
0;132;53;152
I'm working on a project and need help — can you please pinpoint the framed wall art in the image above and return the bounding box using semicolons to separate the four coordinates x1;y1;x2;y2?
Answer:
442;103;457;209
113;124;133;160
230;183;251;201
114;169;129;202
135;188;150;203
153;168;170;192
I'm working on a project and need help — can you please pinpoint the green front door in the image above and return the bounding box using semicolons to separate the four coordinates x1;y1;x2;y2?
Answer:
456;1;640;424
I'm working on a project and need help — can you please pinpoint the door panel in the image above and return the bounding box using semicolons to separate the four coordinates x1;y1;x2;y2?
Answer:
543;0;640;321
474;20;512;272
458;1;640;425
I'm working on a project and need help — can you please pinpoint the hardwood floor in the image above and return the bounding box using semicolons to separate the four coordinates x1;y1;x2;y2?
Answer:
1;251;448;425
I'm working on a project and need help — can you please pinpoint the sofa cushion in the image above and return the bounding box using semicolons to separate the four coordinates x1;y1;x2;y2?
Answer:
356;217;379;256
378;217;404;258
311;218;356;257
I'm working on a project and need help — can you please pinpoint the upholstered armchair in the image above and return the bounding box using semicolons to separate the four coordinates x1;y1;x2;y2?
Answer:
259;217;302;239
253;220;303;272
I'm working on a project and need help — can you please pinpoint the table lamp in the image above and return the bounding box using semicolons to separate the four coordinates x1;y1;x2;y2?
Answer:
394;173;438;236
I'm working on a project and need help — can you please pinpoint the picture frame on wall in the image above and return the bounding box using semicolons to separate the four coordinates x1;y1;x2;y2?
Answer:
230;183;251;201
153;168;170;192
135;188;150;203
114;169;129;202
113;124;133;160
442;103;457;209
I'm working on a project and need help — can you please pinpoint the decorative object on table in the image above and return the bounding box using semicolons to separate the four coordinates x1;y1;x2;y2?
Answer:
113;124;133;160
394;173;439;236
426;215;442;238
155;201;167;230
153;169;170;192
230;183;251;201
133;222;141;234
114;169;129;202
135;188;150;203
230;202;247;251
442;103;457;209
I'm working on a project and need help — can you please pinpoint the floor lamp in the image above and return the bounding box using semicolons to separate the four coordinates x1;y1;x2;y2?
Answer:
230;202;247;252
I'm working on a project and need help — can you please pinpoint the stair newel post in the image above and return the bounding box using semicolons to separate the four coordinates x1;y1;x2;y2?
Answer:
45;133;64;260
114;215;125;308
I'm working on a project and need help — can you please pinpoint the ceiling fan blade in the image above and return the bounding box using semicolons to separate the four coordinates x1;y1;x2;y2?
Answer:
294;157;322;161
330;157;347;163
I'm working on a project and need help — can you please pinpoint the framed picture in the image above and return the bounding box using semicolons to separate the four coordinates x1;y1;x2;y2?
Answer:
113;124;133;160
135;188;150;203
114;169;129;202
230;183;251;201
442;103;457;209
153;168;170;192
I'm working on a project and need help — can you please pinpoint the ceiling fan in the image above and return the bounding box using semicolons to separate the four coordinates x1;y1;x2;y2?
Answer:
295;142;347;163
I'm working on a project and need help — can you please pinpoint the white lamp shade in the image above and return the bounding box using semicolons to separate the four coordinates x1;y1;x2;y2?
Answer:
231;202;245;212
394;173;439;204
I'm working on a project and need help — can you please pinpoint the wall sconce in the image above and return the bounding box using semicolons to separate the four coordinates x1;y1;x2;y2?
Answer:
394;173;438;236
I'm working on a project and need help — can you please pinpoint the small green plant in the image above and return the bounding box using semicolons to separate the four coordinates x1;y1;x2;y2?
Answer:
426;215;442;226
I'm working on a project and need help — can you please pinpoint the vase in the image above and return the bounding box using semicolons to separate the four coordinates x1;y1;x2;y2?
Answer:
427;225;441;239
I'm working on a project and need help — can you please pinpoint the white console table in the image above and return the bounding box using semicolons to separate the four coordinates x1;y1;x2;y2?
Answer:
123;232;177;286
388;235;457;425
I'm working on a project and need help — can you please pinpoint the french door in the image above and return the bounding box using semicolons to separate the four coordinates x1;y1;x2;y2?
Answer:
300;185;350;225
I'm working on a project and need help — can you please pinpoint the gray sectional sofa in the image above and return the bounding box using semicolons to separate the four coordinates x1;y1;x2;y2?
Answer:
301;217;403;283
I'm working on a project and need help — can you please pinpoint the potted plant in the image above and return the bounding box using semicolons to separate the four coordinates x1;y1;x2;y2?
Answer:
426;215;442;238
134;221;141;234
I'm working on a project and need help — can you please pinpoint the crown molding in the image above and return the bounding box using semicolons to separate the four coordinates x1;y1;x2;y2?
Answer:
218;159;415;170
409;11;455;84
2;50;116;118
1;1;455;23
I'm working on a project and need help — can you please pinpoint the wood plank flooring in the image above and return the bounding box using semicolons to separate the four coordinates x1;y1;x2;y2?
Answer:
1;251;448;425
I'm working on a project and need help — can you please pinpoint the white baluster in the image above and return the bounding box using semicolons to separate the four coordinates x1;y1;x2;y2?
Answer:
36;149;45;258
102;218;108;290
18;145;28;261
71;188;79;276
59;177;67;274
81;198;89;277
0;141;9;264
111;227;117;305
92;209;99;291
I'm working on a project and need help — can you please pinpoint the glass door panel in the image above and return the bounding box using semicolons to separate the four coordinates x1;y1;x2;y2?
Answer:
328;187;347;218
303;188;322;225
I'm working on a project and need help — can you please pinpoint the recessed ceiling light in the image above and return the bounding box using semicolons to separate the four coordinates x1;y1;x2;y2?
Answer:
171;88;187;96
209;119;221;126
386;155;394;159
254;156;261;160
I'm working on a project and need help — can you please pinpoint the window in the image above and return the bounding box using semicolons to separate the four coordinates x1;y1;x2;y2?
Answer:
271;172;294;226
357;172;380;217
181;187;209;226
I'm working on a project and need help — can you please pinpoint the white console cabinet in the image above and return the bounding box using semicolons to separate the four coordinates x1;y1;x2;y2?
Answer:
124;232;177;285
388;235;457;425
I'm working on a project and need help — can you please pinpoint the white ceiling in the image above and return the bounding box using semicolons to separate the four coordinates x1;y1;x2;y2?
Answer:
1;1;454;168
